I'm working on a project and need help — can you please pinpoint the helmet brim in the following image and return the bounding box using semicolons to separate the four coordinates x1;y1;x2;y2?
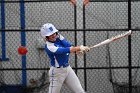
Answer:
44;29;58;37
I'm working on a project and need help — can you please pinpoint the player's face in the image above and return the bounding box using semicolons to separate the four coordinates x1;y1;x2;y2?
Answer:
48;33;57;42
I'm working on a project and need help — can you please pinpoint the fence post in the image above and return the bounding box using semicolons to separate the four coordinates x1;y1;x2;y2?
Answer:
128;0;132;93
20;0;27;86
0;0;9;62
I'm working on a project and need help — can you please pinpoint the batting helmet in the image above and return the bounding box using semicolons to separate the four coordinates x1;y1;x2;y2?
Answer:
40;23;58;38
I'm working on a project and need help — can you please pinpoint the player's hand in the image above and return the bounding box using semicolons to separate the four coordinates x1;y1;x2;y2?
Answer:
76;51;84;55
80;45;90;52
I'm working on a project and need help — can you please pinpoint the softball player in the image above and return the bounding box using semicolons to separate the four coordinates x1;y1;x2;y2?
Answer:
40;23;90;93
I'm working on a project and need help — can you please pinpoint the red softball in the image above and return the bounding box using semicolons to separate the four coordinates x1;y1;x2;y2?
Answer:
18;46;28;55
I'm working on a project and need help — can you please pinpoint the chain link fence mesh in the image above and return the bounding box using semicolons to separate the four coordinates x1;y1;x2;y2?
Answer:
85;2;128;29
0;0;140;93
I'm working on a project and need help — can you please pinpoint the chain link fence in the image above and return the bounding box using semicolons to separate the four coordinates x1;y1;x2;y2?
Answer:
0;0;140;93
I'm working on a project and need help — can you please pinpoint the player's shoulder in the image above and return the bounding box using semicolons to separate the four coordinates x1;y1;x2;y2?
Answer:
46;41;58;53
46;41;54;46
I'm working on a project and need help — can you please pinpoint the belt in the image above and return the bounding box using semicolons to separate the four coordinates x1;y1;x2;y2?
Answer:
56;64;69;68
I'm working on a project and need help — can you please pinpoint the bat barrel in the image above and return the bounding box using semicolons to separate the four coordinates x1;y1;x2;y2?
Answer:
89;30;132;49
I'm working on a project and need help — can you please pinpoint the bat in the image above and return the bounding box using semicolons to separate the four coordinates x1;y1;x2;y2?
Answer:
90;30;132;49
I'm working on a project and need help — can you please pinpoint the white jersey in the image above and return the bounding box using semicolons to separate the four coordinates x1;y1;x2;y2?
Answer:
45;37;71;67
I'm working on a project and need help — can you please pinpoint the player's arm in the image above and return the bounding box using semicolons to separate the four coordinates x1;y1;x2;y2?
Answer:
47;46;77;54
46;45;90;54
54;46;90;54
70;45;90;53
70;46;80;53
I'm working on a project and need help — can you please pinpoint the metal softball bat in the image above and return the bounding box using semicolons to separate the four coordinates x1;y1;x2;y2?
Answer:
90;30;132;49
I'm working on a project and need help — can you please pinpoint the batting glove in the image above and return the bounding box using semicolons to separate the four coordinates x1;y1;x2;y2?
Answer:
76;50;84;55
80;45;90;52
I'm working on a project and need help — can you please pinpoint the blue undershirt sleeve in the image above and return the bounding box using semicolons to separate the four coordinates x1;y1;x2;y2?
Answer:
55;47;70;54
61;39;71;47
